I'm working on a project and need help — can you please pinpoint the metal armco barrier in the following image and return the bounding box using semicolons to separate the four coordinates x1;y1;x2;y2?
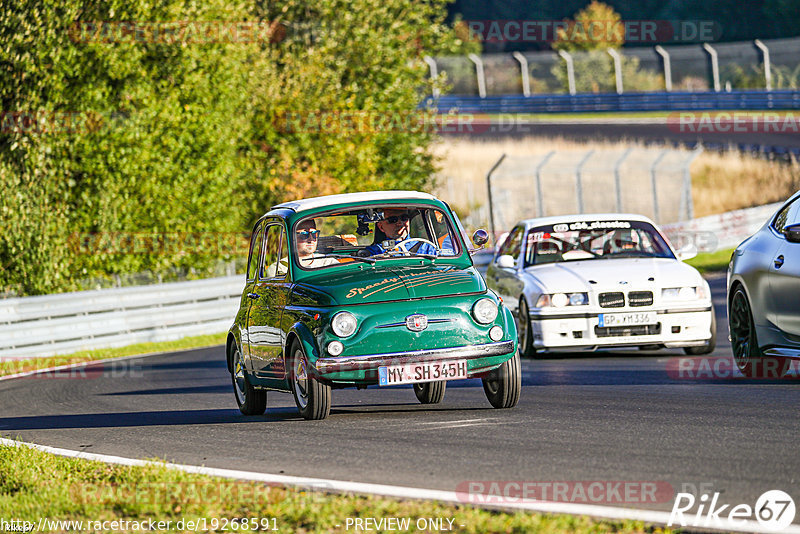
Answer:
661;202;783;253
0;276;244;360
426;90;800;114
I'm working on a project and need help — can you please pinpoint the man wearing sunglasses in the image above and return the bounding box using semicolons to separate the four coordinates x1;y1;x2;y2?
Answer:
295;219;338;268
364;208;440;256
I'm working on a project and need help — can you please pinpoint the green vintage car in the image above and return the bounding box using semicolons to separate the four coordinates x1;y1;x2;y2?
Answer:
226;191;520;419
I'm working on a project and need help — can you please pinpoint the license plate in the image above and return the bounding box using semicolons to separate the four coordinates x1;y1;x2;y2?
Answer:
599;312;656;327
378;359;468;386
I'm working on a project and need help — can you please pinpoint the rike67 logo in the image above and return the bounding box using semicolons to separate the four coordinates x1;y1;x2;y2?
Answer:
669;490;796;531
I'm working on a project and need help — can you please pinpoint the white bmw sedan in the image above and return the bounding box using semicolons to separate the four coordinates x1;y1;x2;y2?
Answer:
485;214;715;357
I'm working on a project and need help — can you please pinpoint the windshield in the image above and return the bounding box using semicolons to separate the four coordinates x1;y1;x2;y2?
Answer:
293;204;460;269
523;220;675;267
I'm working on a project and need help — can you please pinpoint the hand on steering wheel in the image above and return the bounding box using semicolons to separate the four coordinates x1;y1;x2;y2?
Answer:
391;238;438;256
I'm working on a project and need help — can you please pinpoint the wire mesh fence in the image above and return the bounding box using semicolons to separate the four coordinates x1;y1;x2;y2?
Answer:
429;37;800;96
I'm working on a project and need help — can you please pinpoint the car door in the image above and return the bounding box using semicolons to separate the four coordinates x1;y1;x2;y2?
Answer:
246;221;292;378
487;226;524;314
768;198;800;335
241;220;265;371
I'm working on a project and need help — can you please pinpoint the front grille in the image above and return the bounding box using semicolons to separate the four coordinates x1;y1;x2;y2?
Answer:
599;292;625;308
628;291;654;307
595;323;662;337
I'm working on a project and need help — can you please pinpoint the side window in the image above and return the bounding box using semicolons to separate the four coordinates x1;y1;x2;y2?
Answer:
247;222;264;281
497;227;523;260
773;199;798;233
260;224;286;279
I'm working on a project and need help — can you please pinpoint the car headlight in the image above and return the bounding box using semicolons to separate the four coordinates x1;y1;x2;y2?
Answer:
331;311;358;337
473;298;499;324
536;292;589;308
662;287;698;301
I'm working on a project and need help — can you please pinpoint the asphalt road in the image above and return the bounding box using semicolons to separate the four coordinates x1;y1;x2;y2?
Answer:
2;274;799;520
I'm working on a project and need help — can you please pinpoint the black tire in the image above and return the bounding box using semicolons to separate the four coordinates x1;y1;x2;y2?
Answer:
684;305;717;355
482;351;521;409
230;344;266;415
413;381;446;404
517;299;537;358
289;342;331;420
729;287;761;377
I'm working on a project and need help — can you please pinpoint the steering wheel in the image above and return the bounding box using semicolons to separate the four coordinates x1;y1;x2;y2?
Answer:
391;238;438;256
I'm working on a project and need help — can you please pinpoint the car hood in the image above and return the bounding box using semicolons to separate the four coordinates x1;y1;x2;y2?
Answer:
523;257;704;293
294;263;486;305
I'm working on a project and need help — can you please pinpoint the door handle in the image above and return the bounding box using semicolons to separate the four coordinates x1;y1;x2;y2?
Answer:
247;292;260;300
774;255;784;269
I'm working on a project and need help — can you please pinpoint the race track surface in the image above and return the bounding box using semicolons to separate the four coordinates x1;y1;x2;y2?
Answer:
2;274;799;519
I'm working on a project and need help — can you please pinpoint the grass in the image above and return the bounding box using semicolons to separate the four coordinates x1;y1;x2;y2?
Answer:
0;332;227;379
434;137;799;223
0;443;671;533
685;248;735;274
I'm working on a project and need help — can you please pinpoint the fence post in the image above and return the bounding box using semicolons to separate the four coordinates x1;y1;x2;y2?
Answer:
651;150;669;223
422;56;440;98
682;147;703;220
575;150;595;213
654;46;672;92
702;43;721;92
468;53;487;98
486;154;507;240
512;51;531;97
607;49;623;94
535;151;556;217
613;148;633;212
754;39;772;91
557;50;576;95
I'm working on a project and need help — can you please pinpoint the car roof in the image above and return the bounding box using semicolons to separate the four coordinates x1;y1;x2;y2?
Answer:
271;191;438;213
515;213;659;229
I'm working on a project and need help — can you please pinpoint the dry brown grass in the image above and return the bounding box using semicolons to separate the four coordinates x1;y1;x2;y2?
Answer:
433;137;800;219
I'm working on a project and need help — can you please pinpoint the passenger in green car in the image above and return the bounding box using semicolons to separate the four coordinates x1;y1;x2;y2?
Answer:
296;219;338;268
365;208;447;256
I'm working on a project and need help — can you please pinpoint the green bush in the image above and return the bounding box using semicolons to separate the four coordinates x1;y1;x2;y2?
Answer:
0;0;466;296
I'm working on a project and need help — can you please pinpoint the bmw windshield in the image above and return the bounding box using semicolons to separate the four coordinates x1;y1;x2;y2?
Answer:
523;220;675;267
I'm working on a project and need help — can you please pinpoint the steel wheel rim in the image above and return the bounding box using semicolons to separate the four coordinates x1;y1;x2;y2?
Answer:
233;348;247;404
293;350;309;410
730;291;752;369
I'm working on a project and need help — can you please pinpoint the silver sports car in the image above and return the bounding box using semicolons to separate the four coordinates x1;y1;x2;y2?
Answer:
728;190;800;377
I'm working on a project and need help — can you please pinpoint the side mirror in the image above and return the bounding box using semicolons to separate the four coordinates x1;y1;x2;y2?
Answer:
496;254;516;269
784;223;800;243
472;229;489;248
676;243;697;261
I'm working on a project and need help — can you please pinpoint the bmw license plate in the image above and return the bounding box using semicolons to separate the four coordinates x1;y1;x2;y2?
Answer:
598;312;656;327
378;360;468;386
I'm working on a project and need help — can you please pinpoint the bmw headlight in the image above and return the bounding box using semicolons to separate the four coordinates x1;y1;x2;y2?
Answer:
473;298;499;324
662;287;698;301
331;311;358;337
536;292;589;308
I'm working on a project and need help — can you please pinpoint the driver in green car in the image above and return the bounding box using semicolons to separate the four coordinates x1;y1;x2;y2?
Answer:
364;208;444;256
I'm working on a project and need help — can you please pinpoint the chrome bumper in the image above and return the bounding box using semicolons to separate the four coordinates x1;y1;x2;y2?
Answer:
314;340;515;373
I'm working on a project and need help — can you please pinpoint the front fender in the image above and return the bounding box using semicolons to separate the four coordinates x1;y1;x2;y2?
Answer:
500;303;519;355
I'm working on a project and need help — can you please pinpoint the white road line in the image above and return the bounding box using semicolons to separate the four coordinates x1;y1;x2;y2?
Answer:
1;437;797;534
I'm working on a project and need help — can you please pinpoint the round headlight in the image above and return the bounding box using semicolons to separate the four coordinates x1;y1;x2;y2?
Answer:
569;292;588;306
327;341;344;356
331;311;358;337
489;325;503;341
473;298;499;324
551;293;569;307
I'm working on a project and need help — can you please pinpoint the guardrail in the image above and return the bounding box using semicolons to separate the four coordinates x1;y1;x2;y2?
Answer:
661;202;782;253
0;276;244;360
426;90;800;114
